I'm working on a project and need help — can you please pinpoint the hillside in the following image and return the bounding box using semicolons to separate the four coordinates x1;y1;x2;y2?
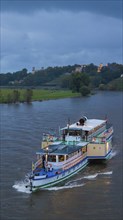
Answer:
0;63;123;92
99;77;123;91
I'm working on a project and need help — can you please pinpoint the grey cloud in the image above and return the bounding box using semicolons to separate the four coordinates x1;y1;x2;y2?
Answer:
1;2;122;72
1;0;122;19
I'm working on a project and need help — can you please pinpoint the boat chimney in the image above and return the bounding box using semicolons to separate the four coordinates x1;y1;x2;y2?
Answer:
79;116;87;125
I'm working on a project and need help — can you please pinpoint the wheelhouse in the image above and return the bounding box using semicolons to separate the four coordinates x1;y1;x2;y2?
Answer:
35;142;88;169
61;118;107;142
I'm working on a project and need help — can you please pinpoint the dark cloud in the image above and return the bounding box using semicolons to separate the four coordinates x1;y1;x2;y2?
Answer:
1;0;122;72
1;0;122;19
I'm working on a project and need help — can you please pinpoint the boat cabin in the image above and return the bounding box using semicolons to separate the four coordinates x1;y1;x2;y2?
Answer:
35;141;88;171
61;117;106;142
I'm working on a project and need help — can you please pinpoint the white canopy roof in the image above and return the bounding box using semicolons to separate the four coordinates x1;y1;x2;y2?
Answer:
61;119;106;132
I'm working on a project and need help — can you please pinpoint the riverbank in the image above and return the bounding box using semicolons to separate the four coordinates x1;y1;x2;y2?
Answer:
0;88;80;103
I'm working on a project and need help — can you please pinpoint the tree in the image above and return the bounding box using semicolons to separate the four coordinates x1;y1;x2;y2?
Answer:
80;86;90;96
24;89;33;103
0;90;3;103
7;93;13;103
60;75;71;88
70;72;90;92
98;84;106;90
12;90;20;103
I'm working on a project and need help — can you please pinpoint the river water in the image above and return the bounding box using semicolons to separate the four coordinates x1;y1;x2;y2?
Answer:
0;91;123;220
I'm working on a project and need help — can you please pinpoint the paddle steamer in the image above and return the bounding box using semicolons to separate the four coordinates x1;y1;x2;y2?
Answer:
26;116;113;191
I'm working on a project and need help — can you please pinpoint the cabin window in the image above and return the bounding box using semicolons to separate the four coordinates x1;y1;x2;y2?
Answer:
58;155;65;162
74;151;77;156
78;149;81;153
35;173;40;176
70;153;73;157
82;146;87;153
69;130;81;136
68;154;73;159
64;129;81;136
48;155;56;162
37;154;42;160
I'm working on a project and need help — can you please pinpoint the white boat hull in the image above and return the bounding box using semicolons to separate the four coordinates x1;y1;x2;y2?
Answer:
30;157;88;191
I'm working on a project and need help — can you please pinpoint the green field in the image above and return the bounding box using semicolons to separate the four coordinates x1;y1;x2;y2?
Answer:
0;88;80;103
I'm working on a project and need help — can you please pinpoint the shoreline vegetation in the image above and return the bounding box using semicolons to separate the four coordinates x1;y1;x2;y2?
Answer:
0;63;123;104
0;86;122;104
0;89;80;104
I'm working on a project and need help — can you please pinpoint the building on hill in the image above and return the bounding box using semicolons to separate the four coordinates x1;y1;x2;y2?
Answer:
32;66;45;74
75;65;87;73
32;67;35;74
97;63;103;73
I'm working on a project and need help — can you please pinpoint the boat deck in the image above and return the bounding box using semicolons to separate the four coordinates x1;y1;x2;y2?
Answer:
34;167;60;178
97;126;113;138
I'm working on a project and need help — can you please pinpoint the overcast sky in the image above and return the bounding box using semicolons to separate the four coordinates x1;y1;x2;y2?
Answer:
1;0;123;73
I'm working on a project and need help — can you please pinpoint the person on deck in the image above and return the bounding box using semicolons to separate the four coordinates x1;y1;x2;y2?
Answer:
42;155;45;168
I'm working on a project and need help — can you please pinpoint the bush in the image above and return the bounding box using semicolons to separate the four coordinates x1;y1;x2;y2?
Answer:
99;84;106;90
23;89;33;103
12;90;20;103
80;86;90;96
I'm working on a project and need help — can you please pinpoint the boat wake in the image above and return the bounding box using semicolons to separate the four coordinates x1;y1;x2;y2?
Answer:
13;171;113;193
83;173;98;179
110;150;117;159
46;183;85;191
13;180;31;194
46;171;113;191
99;171;113;175
13;173;31;194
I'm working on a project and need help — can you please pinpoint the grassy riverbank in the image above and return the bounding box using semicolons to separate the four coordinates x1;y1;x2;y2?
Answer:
0;88;80;103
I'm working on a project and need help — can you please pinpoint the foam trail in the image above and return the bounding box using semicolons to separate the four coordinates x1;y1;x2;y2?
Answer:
110;151;117;159
99;171;113;175
55;171;112;188
84;173;98;179
46;183;85;191
65;173;98;186
13;181;31;194
13;170;113;193
65;176;84;186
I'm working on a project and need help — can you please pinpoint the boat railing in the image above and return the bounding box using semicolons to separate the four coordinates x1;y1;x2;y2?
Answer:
90;126;113;144
91;137;106;144
63;153;86;170
106;126;114;137
33;159;42;170
42;133;58;142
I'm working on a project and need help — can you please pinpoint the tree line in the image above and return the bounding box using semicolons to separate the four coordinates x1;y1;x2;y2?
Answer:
0;89;33;103
0;63;123;94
